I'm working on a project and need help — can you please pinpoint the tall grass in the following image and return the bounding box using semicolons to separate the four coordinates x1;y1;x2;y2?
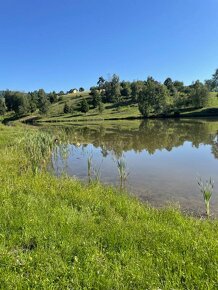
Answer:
18;131;57;173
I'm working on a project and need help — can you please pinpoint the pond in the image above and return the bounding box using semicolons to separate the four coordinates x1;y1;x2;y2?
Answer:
49;118;218;215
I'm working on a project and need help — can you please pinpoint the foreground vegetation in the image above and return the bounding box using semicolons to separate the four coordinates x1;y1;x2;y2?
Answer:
0;124;218;288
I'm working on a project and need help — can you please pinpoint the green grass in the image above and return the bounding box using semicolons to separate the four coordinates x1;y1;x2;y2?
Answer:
39;91;141;122
206;92;218;107
1;124;218;288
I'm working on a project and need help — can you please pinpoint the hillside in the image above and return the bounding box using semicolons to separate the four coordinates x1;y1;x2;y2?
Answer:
39;91;218;123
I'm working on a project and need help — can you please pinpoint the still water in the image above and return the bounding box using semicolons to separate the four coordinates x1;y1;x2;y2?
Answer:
50;119;218;215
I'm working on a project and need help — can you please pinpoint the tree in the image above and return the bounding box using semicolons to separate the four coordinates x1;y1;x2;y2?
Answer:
80;99;89;113
79;87;85;92
38;89;50;114
63;102;70;114
164;78;177;96
131;81;144;102
13;93;29;116
48;91;57;103
138;78;169;117
90;88;101;108
97;76;105;90
121;81;132;97
0;99;6;115
104;74;121;103
3;91;30;115
4;90;14;111
190;81;209;108
205;68;218;91
173;81;184;92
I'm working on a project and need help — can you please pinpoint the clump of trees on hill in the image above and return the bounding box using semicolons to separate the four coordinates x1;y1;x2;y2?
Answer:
88;68;218;117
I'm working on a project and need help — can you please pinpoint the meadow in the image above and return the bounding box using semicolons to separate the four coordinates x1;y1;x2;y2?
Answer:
0;124;218;289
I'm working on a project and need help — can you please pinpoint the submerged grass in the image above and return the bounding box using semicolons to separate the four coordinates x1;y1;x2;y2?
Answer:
1;124;218;288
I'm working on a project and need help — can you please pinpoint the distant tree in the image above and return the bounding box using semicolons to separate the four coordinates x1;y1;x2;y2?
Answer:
131;81;144;102
121;81;132;97
14;93;30;116
205;68;218;91
48;91;58;103
38;89;50;114
27;93;37;113
79;87;85;92
90;88;101;108
164;78;173;88
173;81;184;92
0;99;6;115
59;91;65;95
97;76;105;90
138;78;169;117
164;78;177;95
29;91;39;109
190;81;209;108
205;79;215;91
63;102;70;114
80;99;89;113
4;90;14;111
4;91;30;115
104;74;121;103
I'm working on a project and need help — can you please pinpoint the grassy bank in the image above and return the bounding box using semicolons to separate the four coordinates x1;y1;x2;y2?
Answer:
1;124;218;288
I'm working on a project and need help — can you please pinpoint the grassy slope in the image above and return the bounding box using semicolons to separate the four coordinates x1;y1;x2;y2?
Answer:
0;124;218;288
39;91;218;123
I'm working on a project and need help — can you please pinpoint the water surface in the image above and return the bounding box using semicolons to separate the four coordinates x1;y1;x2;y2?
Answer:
50;119;218;215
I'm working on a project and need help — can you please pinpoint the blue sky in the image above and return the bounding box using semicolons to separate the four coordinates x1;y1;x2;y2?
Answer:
0;0;218;92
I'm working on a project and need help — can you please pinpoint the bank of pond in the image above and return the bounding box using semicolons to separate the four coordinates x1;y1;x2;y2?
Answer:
0;120;218;288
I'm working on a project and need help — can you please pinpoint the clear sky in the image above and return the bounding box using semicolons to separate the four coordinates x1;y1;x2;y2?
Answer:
0;0;218;92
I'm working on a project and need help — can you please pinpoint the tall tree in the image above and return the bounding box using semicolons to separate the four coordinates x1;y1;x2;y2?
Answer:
104;74;121;103
190;81;209;108
121;81;132;97
38;89;50;114
138;78;169;117
131;81;144;102
90;88;101;108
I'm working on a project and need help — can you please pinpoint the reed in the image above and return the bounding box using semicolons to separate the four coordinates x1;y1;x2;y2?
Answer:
87;155;93;183
87;154;102;183
116;156;129;189
19;131;57;174
197;177;214;217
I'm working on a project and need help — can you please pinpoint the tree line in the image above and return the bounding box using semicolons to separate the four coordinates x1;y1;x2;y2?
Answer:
0;69;217;117
0;89;58;116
